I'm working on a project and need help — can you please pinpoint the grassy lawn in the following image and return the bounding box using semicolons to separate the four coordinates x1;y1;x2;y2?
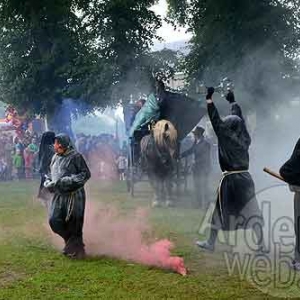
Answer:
0;180;294;299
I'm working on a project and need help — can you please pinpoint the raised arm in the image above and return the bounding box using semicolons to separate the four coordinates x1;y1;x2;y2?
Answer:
207;102;225;138
231;103;245;121
206;87;224;137
226;91;252;146
225;91;244;120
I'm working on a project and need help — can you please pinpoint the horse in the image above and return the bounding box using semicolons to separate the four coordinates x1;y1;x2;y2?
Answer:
140;120;178;207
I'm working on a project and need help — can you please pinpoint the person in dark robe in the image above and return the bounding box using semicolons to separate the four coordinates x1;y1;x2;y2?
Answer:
44;134;91;259
280;139;300;270
37;131;55;203
181;126;211;208
196;88;265;252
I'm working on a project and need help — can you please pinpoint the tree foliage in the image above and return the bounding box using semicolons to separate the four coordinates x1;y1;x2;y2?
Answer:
0;0;161;120
167;0;300;99
81;0;162;102
115;48;182;100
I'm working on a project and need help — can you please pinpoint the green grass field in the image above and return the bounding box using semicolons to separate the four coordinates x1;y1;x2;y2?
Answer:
0;181;295;299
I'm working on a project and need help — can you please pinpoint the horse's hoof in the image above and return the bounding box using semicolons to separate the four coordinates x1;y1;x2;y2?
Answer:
165;201;174;207
152;201;160;208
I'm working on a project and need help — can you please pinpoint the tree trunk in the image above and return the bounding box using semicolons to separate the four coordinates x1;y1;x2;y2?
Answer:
46;103;75;141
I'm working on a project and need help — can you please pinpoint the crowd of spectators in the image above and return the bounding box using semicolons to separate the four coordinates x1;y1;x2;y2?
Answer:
0;130;128;182
0;131;40;181
76;133;128;180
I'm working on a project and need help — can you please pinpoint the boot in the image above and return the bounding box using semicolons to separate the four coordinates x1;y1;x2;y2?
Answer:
292;260;300;271
66;242;86;260
196;240;215;252
68;248;86;260
62;237;71;256
196;228;218;252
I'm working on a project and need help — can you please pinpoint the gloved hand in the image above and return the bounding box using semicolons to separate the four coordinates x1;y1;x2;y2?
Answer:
44;174;51;181
206;87;215;100
59;176;73;185
44;180;55;189
225;91;235;103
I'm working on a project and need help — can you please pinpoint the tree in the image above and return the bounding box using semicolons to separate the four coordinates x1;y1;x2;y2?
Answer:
0;0;162;132
0;0;95;132
166;0;300;105
0;102;5;117
83;0;162;102
117;48;183;101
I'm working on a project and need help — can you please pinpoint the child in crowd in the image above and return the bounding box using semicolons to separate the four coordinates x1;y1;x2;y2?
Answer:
116;154;127;181
13;149;23;180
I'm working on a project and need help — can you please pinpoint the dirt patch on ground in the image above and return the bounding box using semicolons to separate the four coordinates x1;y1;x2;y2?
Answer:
0;270;25;287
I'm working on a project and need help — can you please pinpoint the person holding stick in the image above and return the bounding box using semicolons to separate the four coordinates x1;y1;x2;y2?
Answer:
280;139;300;270
196;87;266;253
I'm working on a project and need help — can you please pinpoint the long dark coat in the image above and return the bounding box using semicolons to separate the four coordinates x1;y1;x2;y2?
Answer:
48;137;91;252
181;138;211;173
37;131;55;200
208;102;263;231
280;138;300;186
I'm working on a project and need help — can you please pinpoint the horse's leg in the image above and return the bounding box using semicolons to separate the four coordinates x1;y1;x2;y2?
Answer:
165;175;174;207
156;177;164;206
148;173;160;207
151;174;165;208
161;177;166;203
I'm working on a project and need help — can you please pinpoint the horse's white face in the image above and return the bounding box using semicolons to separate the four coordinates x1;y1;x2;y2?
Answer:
162;133;175;157
153;120;177;157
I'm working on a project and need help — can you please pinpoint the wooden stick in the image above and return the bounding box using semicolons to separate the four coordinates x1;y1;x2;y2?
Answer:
263;167;285;182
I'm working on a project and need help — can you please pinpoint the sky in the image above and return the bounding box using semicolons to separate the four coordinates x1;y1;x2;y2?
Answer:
151;0;192;43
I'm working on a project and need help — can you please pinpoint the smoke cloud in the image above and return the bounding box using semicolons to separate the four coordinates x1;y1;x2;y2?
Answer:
49;201;187;276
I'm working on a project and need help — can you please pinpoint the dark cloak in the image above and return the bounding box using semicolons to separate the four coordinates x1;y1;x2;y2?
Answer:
38;131;55;174
129;91;206;141
280;138;300;186
47;134;91;253
37;131;55;199
208;102;263;231
181;137;211;173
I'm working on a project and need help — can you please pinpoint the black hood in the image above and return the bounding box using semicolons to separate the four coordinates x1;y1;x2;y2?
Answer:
55;133;73;150
40;131;55;146
38;131;55;173
223;115;251;149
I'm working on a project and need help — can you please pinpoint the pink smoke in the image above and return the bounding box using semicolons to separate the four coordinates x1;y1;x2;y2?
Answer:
49;202;187;276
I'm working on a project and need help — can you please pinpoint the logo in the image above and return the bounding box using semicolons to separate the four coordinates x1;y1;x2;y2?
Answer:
198;184;300;298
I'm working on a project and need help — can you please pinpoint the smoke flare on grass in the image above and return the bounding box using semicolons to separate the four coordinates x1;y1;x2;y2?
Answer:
49;201;187;276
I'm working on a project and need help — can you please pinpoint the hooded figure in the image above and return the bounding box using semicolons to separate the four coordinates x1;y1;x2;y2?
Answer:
37;131;55;201
280;139;300;270
197;89;265;253
44;133;91;259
